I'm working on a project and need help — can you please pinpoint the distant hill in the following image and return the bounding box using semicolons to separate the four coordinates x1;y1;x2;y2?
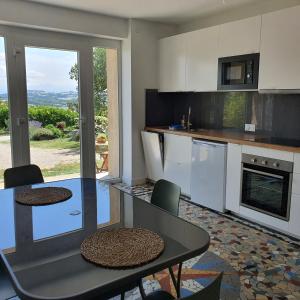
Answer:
0;90;78;108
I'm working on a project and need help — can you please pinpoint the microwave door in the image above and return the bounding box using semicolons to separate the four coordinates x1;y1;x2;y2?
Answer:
224;62;246;85
217;53;260;90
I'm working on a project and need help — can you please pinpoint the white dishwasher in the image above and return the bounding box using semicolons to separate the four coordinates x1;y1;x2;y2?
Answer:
190;139;227;212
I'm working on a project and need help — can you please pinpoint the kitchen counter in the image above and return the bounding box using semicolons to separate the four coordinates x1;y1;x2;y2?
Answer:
145;126;300;153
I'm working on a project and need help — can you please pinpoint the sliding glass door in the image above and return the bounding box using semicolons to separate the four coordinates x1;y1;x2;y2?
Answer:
24;46;81;182
0;36;12;188
0;25;121;186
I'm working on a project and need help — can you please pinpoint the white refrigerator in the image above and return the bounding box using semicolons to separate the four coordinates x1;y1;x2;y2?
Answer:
190;139;227;212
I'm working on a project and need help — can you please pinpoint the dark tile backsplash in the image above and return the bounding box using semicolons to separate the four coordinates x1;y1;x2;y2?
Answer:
146;90;300;140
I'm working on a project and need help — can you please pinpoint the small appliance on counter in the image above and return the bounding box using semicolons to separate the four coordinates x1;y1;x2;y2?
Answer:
190;139;227;212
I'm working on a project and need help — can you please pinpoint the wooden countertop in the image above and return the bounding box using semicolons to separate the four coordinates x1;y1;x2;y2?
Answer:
145;127;300;153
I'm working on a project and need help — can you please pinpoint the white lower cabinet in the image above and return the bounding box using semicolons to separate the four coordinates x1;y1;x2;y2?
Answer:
225;143;242;213
289;194;300;237
164;159;191;195
141;131;164;182
163;133;192;195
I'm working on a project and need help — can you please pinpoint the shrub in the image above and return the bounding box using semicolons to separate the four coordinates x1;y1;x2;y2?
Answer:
0;102;9;129
95;115;108;135
30;128;55;141
56;121;66;130
28;106;78;127
45;124;63;138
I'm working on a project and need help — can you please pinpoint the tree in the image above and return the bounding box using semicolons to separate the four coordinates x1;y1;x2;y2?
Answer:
69;48;108;117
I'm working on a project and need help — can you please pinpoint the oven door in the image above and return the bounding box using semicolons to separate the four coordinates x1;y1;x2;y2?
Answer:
241;164;291;220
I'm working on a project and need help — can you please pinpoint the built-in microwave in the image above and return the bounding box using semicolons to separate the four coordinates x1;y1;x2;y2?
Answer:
217;53;260;90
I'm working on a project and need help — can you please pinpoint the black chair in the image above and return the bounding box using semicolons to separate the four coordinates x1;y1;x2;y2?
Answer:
143;272;223;300
139;180;182;299
4;164;44;189
151;179;181;216
0;263;17;300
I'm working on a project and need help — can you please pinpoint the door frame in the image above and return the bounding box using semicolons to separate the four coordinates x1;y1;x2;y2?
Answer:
0;25;122;180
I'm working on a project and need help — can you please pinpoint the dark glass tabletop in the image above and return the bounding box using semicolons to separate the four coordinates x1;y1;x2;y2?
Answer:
0;178;210;300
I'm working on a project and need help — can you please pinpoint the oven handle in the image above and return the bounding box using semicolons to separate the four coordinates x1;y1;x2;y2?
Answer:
243;167;284;180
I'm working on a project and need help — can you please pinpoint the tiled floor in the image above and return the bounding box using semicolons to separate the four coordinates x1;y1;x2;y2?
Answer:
113;183;300;300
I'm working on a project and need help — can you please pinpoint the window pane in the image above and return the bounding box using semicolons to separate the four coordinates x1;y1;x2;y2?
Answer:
0;36;12;188
25;47;80;182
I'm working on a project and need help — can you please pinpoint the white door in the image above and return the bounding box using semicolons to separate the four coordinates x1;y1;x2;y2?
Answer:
141;131;164;181
159;34;186;92
164;133;192;195
0;25;120;182
219;16;261;57
259;6;300;90
186;26;220;91
225;143;242;213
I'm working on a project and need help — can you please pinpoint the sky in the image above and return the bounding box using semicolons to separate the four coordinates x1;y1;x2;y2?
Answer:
0;37;78;94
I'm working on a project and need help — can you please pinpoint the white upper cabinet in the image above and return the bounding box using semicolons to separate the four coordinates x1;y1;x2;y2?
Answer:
186;26;220;91
219;16;261;57
159;34;187;92
259;6;300;90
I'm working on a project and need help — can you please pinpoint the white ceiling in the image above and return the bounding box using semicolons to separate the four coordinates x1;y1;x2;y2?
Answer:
26;0;263;24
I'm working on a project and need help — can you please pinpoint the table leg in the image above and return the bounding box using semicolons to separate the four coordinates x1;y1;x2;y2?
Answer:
138;279;147;299
168;262;183;298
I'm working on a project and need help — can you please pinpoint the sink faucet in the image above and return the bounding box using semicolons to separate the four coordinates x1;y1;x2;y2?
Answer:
187;106;192;131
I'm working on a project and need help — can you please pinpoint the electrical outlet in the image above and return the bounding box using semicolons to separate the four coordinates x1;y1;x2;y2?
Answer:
245;123;256;132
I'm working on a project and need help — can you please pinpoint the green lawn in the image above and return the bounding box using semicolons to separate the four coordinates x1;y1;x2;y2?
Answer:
0;138;104;181
42;162;80;177
30;138;80;150
0;137;80;150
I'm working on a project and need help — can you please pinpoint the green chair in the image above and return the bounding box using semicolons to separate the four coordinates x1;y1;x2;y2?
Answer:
151;179;181;216
139;179;181;299
0;263;17;299
143;272;223;300
4;164;44;189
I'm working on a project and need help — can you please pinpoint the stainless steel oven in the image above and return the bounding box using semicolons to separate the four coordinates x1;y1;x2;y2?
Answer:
241;154;293;221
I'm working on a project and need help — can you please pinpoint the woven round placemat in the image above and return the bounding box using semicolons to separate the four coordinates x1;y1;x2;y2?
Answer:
15;187;72;206
81;227;165;268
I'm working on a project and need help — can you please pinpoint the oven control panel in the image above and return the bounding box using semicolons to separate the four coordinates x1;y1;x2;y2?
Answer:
242;154;293;173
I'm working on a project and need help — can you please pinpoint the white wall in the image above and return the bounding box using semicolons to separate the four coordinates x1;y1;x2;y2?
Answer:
178;0;300;33
122;20;177;185
0;0;128;39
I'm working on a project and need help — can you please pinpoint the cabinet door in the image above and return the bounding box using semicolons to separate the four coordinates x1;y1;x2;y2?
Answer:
159;35;186;92
259;6;300;90
186;26;219;91
164;133;192;195
219;16;261;57
141;131;164;181
225;143;242;213
289;194;300;237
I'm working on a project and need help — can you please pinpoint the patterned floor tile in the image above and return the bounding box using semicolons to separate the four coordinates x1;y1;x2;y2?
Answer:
113;182;300;300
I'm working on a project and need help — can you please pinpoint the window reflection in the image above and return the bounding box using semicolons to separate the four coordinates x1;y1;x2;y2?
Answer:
223;92;246;129
0;189;16;251
32;181;83;241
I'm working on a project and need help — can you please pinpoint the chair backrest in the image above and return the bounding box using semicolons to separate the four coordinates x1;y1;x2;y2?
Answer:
151;179;181;216
4;164;44;189
181;272;223;300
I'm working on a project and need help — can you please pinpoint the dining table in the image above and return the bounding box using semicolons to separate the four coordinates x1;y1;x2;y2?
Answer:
0;178;210;300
